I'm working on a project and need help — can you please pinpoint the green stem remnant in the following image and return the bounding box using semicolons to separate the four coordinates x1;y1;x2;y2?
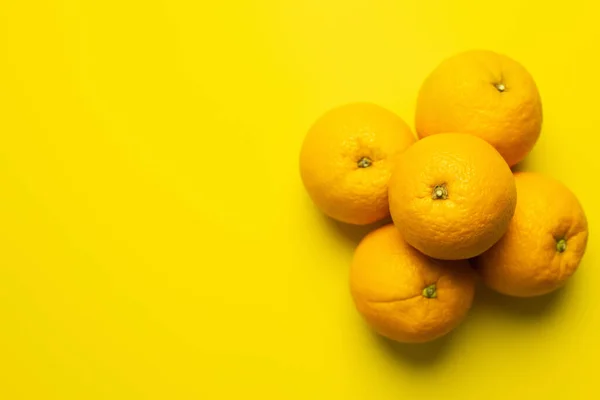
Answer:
556;238;567;253
431;184;448;200
357;157;372;168
422;284;437;299
495;82;506;92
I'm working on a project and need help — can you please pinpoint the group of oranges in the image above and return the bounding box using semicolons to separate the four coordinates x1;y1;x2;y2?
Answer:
299;50;589;343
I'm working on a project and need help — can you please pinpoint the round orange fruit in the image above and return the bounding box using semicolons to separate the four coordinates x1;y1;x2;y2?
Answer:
300;103;415;225
476;172;588;297
415;50;542;167
350;224;475;343
388;133;517;260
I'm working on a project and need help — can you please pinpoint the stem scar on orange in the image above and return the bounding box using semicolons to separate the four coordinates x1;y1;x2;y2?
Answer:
300;103;415;225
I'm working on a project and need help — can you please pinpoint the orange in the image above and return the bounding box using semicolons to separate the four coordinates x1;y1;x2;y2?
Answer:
350;224;475;343
476;172;588;297
388;133;516;260
299;102;415;225
415;50;543;167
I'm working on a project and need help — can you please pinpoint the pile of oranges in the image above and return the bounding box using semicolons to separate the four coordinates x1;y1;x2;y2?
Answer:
299;50;589;343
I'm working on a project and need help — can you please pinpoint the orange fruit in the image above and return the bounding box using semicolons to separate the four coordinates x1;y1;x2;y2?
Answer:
388;133;516;260
476;172;588;297
415;50;542;167
300;102;415;225
350;224;475;343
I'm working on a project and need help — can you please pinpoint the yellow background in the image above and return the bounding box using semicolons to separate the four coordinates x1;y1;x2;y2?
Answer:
0;0;598;398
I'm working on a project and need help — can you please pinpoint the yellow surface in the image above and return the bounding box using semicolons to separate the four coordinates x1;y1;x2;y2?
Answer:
0;1;598;398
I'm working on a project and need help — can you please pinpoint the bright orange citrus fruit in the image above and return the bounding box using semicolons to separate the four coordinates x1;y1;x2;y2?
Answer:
476;172;588;297
415;50;542;167
300;103;415;225
388;133;517;260
350;224;476;343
